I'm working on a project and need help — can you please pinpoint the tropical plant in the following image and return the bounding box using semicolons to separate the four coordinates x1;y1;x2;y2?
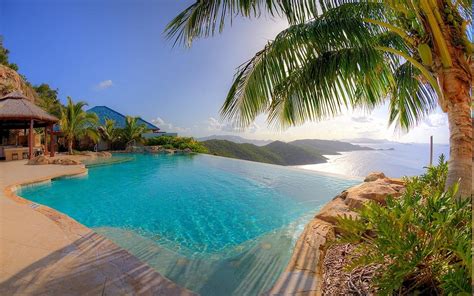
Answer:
33;83;62;117
145;136;208;153
59;97;99;154
336;156;472;294
166;0;473;196
120;116;148;146
0;36;18;71
98;118;120;150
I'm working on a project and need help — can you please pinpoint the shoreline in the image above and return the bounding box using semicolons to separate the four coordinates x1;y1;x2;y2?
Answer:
0;156;195;295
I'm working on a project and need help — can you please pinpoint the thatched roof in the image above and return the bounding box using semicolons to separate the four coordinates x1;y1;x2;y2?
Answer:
0;91;58;123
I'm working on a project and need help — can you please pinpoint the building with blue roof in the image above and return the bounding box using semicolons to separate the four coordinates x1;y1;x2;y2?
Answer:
87;106;160;131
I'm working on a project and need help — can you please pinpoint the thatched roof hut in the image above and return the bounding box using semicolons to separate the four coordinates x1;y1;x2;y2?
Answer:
0;91;58;159
0;91;58;128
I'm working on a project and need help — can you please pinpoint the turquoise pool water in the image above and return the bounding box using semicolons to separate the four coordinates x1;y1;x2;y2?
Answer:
18;154;357;295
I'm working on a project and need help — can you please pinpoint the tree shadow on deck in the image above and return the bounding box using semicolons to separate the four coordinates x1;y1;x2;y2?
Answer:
0;232;194;296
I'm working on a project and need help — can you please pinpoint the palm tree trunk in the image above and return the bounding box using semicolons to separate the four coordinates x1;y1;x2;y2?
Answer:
68;138;74;155
441;67;472;197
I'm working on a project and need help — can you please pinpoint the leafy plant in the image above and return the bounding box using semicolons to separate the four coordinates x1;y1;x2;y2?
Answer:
33;83;62;117
98;118;120;149
336;156;472;295
146;136;208;153
59;97;99;155
120;116;148;146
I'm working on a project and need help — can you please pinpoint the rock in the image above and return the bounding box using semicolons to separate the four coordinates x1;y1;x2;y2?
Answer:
315;197;358;224
385;177;405;186
27;156;50;165
60;158;81;165
344;179;401;209
183;148;192;153
145;146;165;153
96;151;112;158
50;158;81;165
364;172;386;182
165;149;175;154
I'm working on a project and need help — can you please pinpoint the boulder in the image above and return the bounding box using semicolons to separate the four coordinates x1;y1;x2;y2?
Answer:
50;158;81;165
59;158;81;165
344;179;401;209
96;151;112;158
165;149;176;154
364;172;386;182
183;148;192;153
315;197;358;224
27;156;50;165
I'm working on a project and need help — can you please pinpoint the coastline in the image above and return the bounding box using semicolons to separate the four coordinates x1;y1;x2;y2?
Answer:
0;156;195;295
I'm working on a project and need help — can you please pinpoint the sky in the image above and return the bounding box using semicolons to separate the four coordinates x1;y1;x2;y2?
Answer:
0;0;449;143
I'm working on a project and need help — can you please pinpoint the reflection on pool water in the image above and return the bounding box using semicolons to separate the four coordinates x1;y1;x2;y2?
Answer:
18;153;357;295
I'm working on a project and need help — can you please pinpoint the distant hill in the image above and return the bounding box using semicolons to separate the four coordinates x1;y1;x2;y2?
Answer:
202;140;327;166
289;139;373;155
201;138;373;166
198;135;273;146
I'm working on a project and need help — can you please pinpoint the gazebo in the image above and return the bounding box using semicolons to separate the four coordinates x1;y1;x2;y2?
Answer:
0;91;59;160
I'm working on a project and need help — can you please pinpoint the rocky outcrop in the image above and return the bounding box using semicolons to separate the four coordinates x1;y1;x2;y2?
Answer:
266;173;405;296
27;156;50;165
363;172;385;182
27;156;81;166
0;65;38;101
144;145;164;153
78;151;112;158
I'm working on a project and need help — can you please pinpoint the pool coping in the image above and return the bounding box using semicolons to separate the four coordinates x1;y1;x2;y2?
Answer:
2;162;197;295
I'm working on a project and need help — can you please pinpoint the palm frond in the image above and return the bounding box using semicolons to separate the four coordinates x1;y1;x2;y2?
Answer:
164;0;318;46
221;14;400;127
388;62;437;131
267;47;393;127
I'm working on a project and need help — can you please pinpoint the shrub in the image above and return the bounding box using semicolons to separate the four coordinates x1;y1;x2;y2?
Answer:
337;156;472;295
145;136;208;153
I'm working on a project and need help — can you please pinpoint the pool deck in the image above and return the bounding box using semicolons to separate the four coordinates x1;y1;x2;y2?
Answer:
0;156;195;295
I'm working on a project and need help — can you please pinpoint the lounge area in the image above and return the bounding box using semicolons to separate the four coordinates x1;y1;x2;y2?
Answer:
0;91;58;161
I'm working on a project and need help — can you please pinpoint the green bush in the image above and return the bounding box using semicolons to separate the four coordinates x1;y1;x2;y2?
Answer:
337;155;472;295
145;136;208;153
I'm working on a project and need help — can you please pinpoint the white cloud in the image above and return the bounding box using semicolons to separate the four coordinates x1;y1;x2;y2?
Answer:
424;113;447;128
94;80;113;90
206;117;259;133
351;116;373;123
151;117;189;132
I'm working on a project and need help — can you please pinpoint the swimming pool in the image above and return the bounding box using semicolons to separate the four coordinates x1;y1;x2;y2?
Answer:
18;153;357;295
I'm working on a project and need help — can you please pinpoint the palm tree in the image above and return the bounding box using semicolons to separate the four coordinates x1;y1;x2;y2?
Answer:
98;118;120;150
120;116;148;147
166;1;473;196
60;97;99;154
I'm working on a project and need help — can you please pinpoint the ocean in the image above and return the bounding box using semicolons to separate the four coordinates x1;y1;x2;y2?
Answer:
298;142;450;179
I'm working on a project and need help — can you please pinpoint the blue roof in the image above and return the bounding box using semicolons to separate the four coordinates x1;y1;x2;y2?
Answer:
87;106;159;130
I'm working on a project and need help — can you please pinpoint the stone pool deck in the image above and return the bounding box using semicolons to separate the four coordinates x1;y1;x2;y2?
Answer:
0;156;195;295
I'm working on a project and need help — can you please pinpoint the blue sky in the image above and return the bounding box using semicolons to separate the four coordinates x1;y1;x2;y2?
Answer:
0;0;449;143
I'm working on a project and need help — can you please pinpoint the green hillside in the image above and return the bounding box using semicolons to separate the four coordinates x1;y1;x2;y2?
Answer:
202;140;327;166
289;139;373;155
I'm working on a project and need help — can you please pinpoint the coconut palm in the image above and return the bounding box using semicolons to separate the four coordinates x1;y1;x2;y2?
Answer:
60;97;99;154
120;116;148;147
166;0;473;196
98;118;120;150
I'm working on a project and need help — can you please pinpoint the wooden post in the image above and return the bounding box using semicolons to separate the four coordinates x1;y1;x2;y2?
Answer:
44;126;48;155
49;125;55;157
29;119;34;160
429;135;433;166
